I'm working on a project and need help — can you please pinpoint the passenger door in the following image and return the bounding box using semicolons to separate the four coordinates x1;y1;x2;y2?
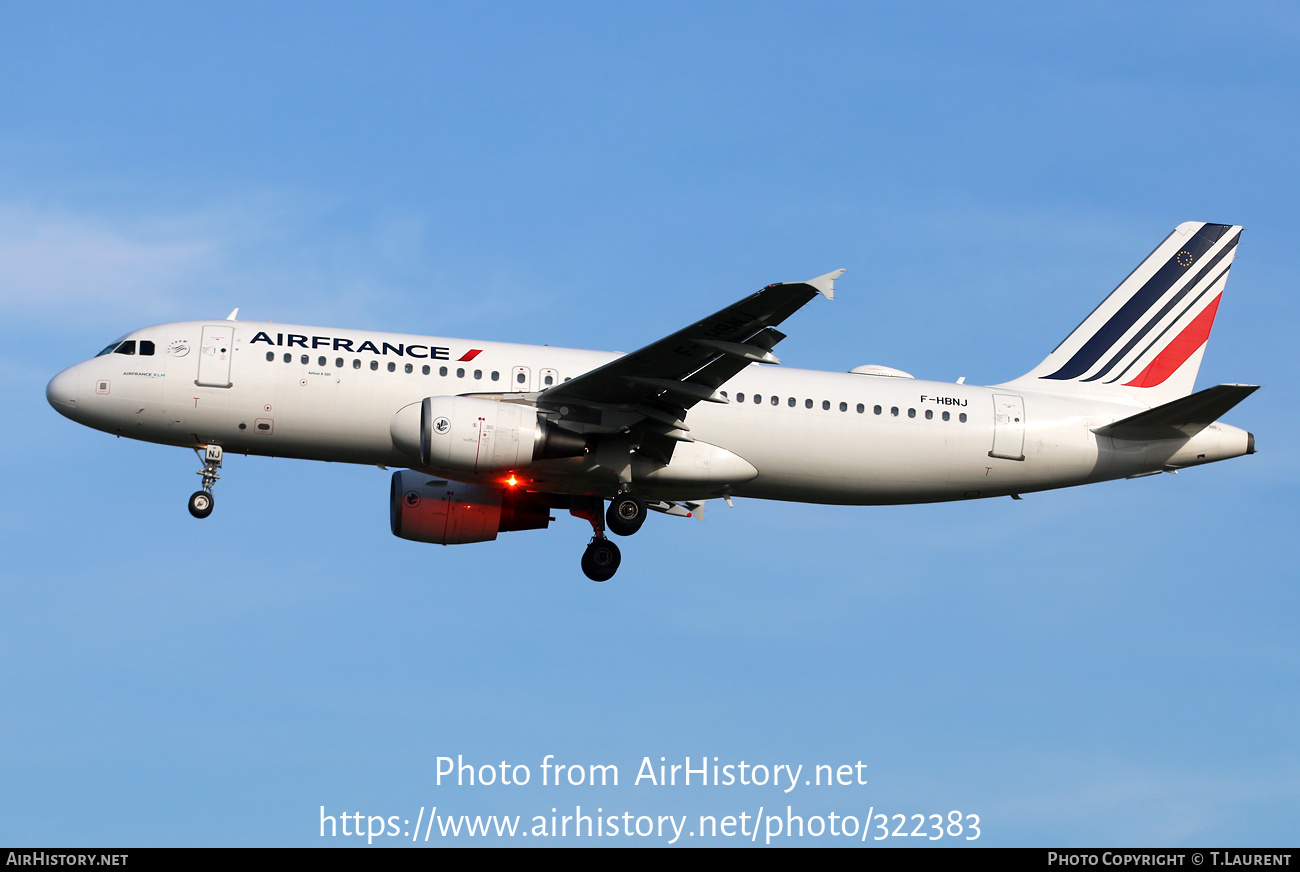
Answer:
989;394;1026;461
196;326;235;388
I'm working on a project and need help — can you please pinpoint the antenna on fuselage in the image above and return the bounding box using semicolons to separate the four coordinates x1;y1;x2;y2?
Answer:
226;308;239;321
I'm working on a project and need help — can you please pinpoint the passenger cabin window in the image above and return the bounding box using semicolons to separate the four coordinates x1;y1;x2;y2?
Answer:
266;352;275;362
370;361;378;371
822;400;830;410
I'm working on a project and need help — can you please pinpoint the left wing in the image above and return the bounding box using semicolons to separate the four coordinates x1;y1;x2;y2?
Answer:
536;270;842;464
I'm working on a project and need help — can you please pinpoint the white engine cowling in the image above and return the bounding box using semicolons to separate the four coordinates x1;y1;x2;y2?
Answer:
389;470;552;545
390;396;586;474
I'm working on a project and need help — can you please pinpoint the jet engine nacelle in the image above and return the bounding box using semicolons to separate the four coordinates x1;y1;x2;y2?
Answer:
389;470;552;545
389;396;586;474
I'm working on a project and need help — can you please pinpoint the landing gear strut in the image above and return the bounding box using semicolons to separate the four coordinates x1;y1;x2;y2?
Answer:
571;496;623;582
189;444;222;519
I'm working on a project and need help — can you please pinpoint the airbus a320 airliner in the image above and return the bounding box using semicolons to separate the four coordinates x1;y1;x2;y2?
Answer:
47;221;1256;580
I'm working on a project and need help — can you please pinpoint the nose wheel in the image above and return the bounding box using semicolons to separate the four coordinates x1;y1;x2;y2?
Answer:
188;490;215;519
189;445;223;519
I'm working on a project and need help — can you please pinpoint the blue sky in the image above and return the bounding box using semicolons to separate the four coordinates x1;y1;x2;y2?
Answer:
3;2;1297;846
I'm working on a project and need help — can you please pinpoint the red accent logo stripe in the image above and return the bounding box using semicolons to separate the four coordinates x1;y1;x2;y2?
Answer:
457;349;483;362
1124;294;1222;388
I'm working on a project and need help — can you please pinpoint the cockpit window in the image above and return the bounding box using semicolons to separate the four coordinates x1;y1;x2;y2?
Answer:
96;335;153;357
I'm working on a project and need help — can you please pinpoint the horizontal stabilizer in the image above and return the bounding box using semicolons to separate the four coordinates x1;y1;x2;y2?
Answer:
1093;384;1259;441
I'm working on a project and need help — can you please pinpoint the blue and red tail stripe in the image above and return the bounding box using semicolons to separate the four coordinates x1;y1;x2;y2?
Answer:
1043;223;1233;381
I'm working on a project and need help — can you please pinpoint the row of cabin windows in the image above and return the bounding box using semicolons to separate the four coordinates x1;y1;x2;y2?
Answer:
268;350;499;379
720;391;967;423
257;352;958;418
264;351;567;386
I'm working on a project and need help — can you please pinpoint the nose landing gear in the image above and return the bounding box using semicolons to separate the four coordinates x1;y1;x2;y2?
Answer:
188;444;222;519
188;490;214;519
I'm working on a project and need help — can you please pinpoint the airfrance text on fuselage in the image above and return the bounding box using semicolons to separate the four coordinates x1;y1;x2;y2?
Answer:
250;331;464;360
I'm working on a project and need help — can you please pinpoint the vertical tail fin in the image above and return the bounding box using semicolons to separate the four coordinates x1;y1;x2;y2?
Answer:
1005;221;1242;407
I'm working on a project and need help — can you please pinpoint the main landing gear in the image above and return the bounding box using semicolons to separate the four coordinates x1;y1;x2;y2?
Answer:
581;537;621;583
188;444;223;519
606;490;647;537
572;490;649;581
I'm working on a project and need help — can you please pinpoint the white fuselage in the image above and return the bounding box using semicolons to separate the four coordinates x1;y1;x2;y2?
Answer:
46;319;1252;506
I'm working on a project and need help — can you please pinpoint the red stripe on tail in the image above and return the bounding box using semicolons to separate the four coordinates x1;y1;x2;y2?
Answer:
1124;295;1222;388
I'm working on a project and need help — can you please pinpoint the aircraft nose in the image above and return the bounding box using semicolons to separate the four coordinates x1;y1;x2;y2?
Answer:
46;366;80;416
